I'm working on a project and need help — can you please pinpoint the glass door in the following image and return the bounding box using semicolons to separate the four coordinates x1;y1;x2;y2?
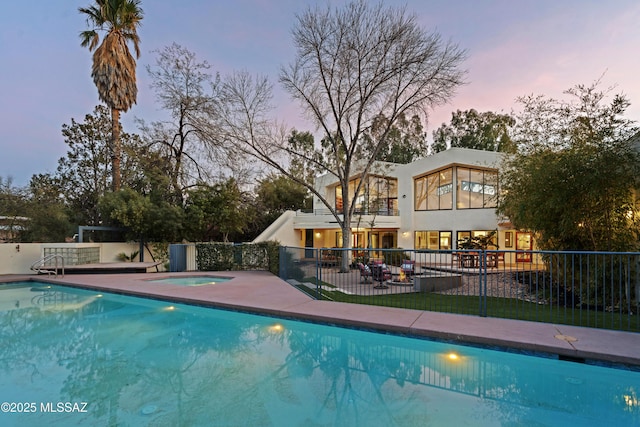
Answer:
515;232;532;262
305;229;314;258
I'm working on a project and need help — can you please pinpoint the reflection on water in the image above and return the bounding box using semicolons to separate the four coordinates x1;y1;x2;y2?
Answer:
0;282;638;426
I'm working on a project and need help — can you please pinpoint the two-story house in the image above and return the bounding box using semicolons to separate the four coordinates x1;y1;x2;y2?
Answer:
254;147;533;260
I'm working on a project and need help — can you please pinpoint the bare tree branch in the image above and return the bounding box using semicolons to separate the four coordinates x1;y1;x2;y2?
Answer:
217;1;465;269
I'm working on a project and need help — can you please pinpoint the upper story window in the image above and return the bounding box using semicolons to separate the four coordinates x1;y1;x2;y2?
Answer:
334;175;398;214
414;166;498;211
457;167;498;209
415;168;453;210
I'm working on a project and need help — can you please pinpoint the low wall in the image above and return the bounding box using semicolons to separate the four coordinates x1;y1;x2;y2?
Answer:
0;242;159;275
413;273;462;292
0;243;42;275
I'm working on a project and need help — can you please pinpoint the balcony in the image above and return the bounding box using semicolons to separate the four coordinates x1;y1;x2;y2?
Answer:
294;208;401;229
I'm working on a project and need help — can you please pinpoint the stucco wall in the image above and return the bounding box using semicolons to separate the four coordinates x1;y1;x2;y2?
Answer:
253;148;511;251
0;242;156;275
0;243;42;275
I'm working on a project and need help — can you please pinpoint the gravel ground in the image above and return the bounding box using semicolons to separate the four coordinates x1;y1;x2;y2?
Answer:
298;263;543;302
436;272;541;302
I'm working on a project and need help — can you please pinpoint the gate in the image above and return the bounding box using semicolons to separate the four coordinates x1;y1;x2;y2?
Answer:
169;244;188;272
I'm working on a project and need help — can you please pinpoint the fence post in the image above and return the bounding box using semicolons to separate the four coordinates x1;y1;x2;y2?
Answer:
279;246;287;280
479;250;487;317
315;248;321;298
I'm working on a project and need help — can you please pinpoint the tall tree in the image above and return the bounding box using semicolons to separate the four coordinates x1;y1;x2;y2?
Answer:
219;0;465;270
361;113;428;163
22;176;73;242
141;43;223;202
0;177;28;242
183;178;250;242
247;173;312;238
0;175;72;242
499;81;640;251
286;130;317;186
431;109;516;153
98;187;184;242
79;0;144;192
56;105;145;225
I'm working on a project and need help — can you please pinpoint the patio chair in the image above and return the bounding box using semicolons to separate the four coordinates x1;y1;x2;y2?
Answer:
370;260;392;282
400;260;415;277
357;262;372;283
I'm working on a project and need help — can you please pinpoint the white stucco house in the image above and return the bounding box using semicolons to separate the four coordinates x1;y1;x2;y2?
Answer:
254;147;533;260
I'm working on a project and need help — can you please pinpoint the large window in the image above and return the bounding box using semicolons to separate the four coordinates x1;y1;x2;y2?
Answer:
369;177;398;215
456;168;498;209
336;231;397;249
415;168;453;211
456;230;497;249
415;230;452;250
369;231;397;249
335;176;398;214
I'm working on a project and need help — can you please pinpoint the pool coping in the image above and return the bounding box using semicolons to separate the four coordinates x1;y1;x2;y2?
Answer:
2;271;639;368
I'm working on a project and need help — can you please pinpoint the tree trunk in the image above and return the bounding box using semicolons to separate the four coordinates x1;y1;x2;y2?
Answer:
340;210;352;272
111;108;121;192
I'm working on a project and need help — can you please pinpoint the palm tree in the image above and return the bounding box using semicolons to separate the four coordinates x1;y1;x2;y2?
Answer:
79;0;143;192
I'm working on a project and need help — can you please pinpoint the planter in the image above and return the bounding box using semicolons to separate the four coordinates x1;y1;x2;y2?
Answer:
413;273;462;292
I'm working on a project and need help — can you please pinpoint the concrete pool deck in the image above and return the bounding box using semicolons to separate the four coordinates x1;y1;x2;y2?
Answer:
2;271;640;368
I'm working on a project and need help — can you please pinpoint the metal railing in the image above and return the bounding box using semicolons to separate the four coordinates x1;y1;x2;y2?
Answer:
168;242;275;272
297;207;400;216
30;254;65;278
279;247;640;332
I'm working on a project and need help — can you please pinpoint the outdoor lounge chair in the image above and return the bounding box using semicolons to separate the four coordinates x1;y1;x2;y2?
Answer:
357;262;372;283
370;260;392;282
400;259;415;277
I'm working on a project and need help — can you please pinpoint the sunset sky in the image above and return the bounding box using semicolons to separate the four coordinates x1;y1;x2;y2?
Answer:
1;0;638;186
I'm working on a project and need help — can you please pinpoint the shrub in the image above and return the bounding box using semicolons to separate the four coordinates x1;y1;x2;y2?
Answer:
196;243;235;271
383;249;411;266
195;241;280;274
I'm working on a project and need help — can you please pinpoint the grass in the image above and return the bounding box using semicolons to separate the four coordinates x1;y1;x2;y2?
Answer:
295;278;640;333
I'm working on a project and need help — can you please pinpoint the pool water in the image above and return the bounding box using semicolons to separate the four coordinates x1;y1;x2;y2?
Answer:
1;282;638;426
148;275;232;286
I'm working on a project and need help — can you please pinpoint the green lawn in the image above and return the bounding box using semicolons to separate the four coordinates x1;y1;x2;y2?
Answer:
295;281;639;333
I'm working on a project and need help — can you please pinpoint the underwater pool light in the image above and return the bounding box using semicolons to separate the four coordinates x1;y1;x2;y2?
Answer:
269;324;284;333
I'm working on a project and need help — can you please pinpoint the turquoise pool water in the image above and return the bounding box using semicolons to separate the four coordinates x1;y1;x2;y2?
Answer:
148;275;232;286
1;282;638;426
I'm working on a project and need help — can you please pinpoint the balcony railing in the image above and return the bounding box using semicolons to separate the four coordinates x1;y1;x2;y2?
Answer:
298;208;400;216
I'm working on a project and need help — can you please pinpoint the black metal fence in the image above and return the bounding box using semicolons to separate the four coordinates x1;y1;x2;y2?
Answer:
169;242;279;273
279;247;640;333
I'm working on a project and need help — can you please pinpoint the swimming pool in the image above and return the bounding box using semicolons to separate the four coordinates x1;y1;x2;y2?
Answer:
1;281;638;426
147;275;232;286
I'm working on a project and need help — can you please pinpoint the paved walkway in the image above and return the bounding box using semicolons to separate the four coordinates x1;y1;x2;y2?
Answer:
2;271;639;368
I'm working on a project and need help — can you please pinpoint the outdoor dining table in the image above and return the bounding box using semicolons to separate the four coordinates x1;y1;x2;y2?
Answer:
457;252;499;268
459;253;479;268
